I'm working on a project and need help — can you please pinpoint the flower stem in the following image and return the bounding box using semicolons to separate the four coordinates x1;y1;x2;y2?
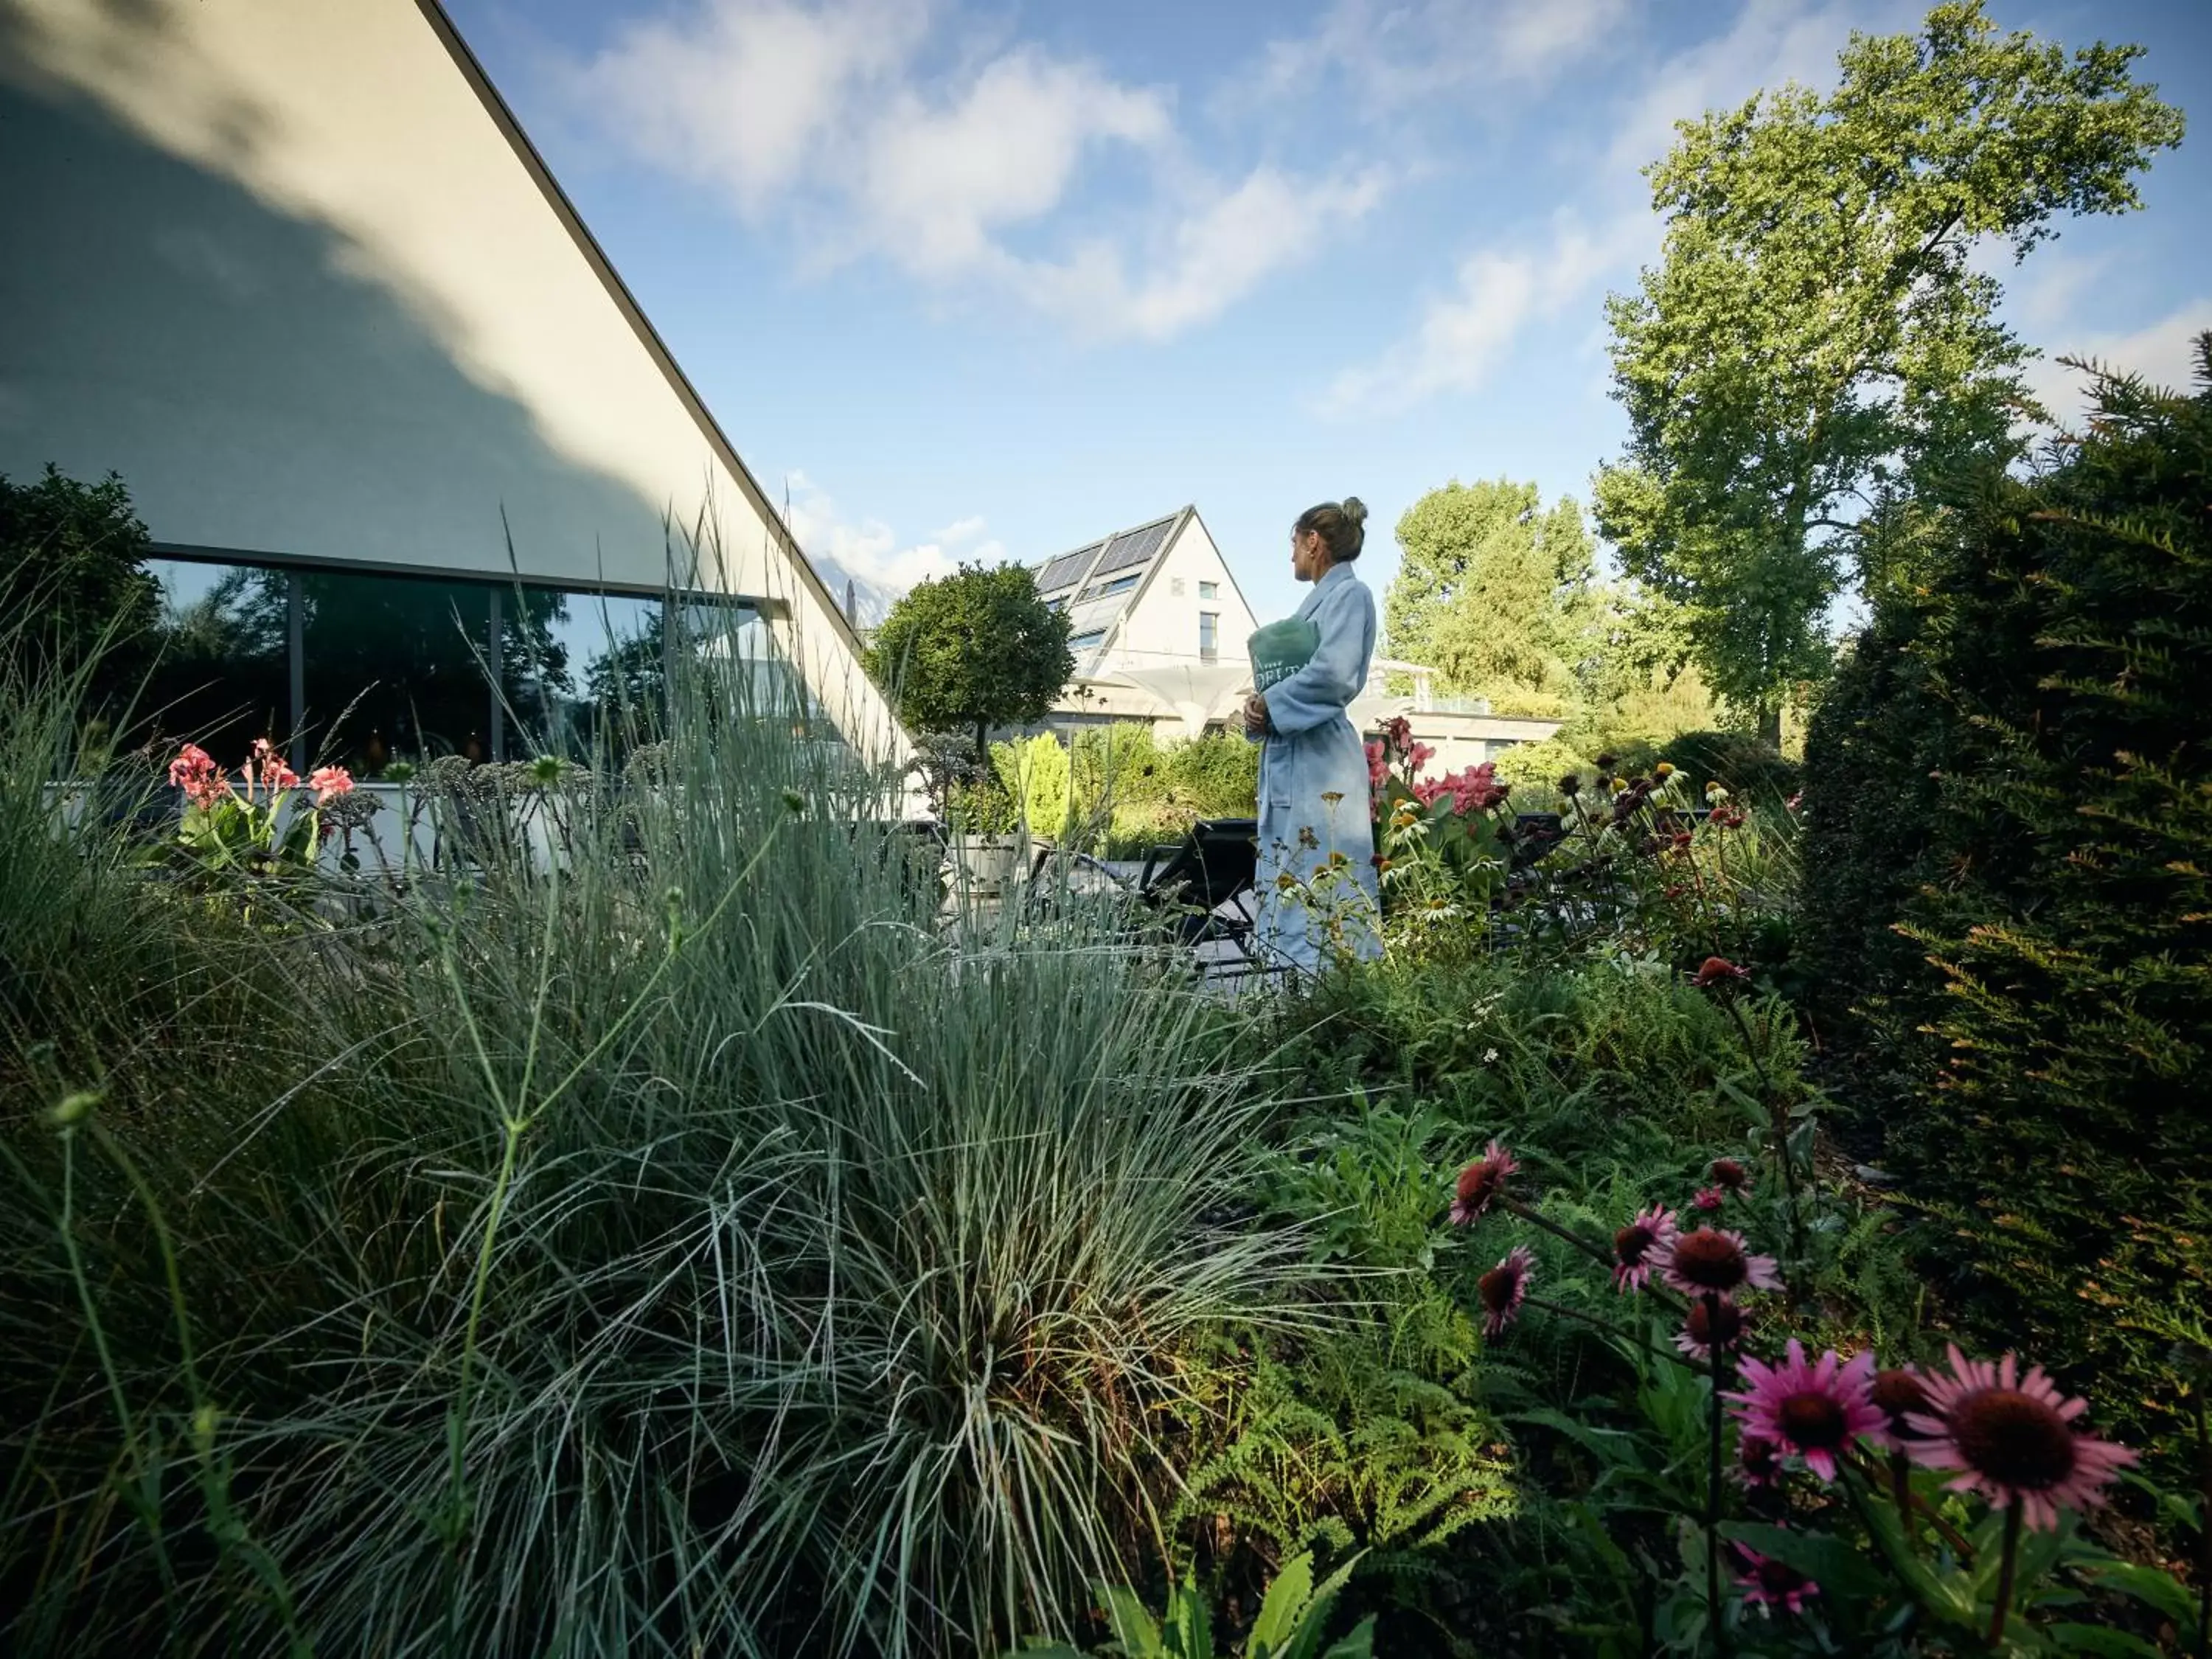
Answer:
1721;995;1809;1273
1706;1292;1732;1659
1988;1498;2023;1645
1500;1194;1615;1271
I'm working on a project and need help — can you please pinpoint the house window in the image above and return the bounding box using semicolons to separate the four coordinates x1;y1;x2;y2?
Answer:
144;558;293;768
1068;629;1107;652
1198;612;1219;661
1198;580;1219;599
1094;573;1140;597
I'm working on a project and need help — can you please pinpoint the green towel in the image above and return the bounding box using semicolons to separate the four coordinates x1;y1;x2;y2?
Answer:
1248;616;1320;694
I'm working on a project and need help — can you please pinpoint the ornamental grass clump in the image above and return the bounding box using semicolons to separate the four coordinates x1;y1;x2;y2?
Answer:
0;599;1315;1658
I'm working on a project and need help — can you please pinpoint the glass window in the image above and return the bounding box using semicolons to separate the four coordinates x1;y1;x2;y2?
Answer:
299;571;495;773
1198;580;1219;599
1068;629;1107;652
1198;612;1219;661
508;586;664;761
142;558;292;768
1097;573;1141;597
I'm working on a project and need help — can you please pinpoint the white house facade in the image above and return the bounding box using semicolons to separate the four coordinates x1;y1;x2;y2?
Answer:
0;0;911;782
1028;507;1259;737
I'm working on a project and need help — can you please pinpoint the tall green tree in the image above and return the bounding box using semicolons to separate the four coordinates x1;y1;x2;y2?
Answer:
1385;479;1599;709
866;562;1073;752
1593;0;2183;740
0;465;158;697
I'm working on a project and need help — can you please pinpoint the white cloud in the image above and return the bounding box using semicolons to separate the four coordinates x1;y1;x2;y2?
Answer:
2020;297;2212;426
575;0;1366;338
1247;0;1633;111
1325;0;1913;415
582;0;928;214
1015;165;1389;342
856;50;1169;279
1324;216;1624;412
781;471;999;621
931;513;989;546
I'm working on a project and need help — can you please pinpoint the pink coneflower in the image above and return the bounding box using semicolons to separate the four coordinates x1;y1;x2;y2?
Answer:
1692;956;1750;988
1738;1433;1784;1489
1653;1227;1781;1298
308;765;355;802
1905;1346;2138;1531
1450;1140;1518;1225
1612;1205;1677;1291
1728;1340;1889;1483
1733;1544;1818;1614
1711;1158;1750;1193
1676;1295;1744;1360
1691;1186;1725;1213
1478;1246;1534;1338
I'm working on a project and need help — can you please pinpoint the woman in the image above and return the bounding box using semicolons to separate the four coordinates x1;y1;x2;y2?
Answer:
1243;498;1381;972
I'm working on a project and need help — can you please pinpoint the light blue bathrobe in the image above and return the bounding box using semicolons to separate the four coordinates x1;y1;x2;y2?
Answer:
1253;562;1382;971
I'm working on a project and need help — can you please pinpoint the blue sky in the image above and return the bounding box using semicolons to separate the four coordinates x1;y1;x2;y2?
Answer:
443;0;2212;630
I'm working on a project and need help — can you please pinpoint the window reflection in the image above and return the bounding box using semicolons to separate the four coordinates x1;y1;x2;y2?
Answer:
300;571;494;772
142;559;290;768
509;588;662;759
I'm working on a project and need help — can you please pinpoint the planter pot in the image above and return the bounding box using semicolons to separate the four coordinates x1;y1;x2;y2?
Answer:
949;831;1023;897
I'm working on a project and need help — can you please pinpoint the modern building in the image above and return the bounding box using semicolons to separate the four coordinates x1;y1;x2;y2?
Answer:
0;0;910;782
1027;506;1260;737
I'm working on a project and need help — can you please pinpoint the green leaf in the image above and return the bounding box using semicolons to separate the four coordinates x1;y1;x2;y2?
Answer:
2080;1561;2197;1624
1248;1549;1316;1657
2045;1626;2166;1658
1093;1584;1163;1658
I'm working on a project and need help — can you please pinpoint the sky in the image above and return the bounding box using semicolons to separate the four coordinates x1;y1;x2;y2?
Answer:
441;0;2212;630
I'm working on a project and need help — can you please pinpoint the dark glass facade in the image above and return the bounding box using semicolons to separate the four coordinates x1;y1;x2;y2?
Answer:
139;554;790;776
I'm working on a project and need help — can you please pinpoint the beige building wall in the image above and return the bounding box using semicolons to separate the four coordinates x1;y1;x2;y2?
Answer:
0;0;908;773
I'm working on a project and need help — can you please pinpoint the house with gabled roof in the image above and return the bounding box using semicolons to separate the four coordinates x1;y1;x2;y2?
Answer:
0;0;911;787
1028;507;1260;736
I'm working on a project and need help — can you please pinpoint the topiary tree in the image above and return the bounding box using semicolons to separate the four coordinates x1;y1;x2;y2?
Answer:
1801;339;2212;1445
865;562;1073;757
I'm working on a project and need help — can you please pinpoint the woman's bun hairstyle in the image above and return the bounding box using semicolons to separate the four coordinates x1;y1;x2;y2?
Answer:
1295;497;1368;563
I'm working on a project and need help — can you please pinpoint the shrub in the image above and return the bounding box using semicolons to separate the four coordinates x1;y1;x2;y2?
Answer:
1799;342;2212;1444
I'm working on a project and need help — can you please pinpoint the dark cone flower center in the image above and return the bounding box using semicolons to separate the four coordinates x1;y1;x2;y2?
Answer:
1615;1223;1654;1265
1669;1229;1747;1291
1951;1388;2079;1491
1872;1370;1930;1438
1778;1391;1850;1450
1478;1264;1522;1315
1684;1298;1742;1350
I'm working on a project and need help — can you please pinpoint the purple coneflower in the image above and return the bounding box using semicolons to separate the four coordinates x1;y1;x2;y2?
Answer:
1611;1205;1677;1291
1738;1433;1784;1489
1653;1227;1781;1298
1691;1186;1725;1213
1450;1140;1518;1225
1728;1340;1888;1483
1675;1295;1743;1360
1905;1346;2138;1531
1478;1246;1534;1338
1710;1158;1750;1193
1733;1544;1818;1614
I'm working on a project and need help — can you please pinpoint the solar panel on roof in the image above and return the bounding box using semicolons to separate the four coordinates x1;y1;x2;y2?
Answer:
1088;516;1175;579
1035;543;1104;594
